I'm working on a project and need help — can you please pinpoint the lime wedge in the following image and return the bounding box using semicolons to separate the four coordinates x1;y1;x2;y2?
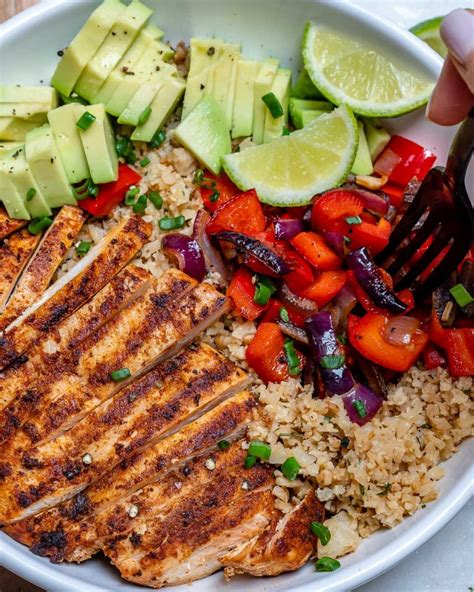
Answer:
302;21;435;117
222;104;358;206
410;16;447;58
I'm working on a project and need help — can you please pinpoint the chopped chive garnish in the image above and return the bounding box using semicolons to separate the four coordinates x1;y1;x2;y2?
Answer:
87;181;99;198
279;307;290;323
26;187;36;201
125;185;140;205
149;129;166;148
345;215;362;225
281;456;300;480
138;106;152;125
377;483;392;496
148;191;163;210
449;283;474;307
344;236;351;244
209;190;220;202
340;436;350;448
132;194;147;215
140;156;151;167
158;215;185;231
315;557;340;572
75;241;92;257
217;440;230;450
253;275;276;306
359;484;366;495
352;399;367;419
110;368;131;382
284;338;301;376
248;440;271;460
282;126;290;136
28;217;52;235
320;354;345;369
310;522;331;546
262;92;284;118
244;455;257;469
76;111;96;130
337;334;348;345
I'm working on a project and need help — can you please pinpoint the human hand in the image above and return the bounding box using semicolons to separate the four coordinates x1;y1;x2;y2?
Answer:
426;8;474;125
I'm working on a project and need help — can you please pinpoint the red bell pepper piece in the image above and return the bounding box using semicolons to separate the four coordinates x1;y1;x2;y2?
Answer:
347;217;391;255
445;329;474;376
312;190;365;234
348;312;429;372
422;343;447;370
243;229;286;277
246;322;305;383
261;298;306;327
410;235;451;283
199;172;239;212
206;189;266;236
429;314;446;349
290;231;341;270
375;135;436;187
227;267;266;321
282;249;314;294
300;270;347;307
78;164;141;217
382;181;405;209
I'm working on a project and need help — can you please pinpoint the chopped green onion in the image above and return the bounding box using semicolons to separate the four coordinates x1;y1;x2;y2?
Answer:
140;156;151;167
344;236;351;244
248;440;271;460
310;522;331;546
87;181;99;198
337;334;348;345
159;215;185;231
209;190;220;202
345;215;362;225
132;194;148;215
279;307;290;323
244;455;257;469
138;106;152;125
377;483;392;496
110;368;131;382
262;92;284;118
76;111;96;130
320;354;345;369
449;283;474;307
340;436;350;448
253;275;277;306
352;399;367;419
26;187;36;202
359;484;366;495
284;338;301;376
217;440;230;450
125;185;140;205
75;241;92;257
315;557;340;572
148;191;163;210
28;217;52;235
149;129;166;149
282;126;290;136
281;456;300;480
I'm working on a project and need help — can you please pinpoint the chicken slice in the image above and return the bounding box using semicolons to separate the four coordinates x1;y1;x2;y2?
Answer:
0;205;27;240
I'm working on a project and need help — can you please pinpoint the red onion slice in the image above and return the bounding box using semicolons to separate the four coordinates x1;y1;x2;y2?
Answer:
343;383;383;425
162;233;206;282
193;210;229;284
384;315;420;346
274;218;304;241
322;231;345;258
279;283;318;316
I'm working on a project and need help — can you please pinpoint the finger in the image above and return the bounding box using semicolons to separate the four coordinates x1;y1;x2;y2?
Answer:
440;8;474;93
426;57;474;126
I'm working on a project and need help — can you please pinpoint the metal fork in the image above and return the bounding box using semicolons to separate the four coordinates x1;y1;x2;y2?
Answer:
376;109;474;301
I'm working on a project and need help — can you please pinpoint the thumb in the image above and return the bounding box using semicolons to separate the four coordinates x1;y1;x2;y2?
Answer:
440;8;474;93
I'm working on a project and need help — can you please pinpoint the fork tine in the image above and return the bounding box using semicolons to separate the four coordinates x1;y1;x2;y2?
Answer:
385;211;440;276
394;226;453;291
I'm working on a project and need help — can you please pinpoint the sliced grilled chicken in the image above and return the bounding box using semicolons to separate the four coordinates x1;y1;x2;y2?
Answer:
7;391;257;558
0;265;151;416
220;489;324;577
0;215;151;370
0;205;26;240
1;345;248;525
0;206;86;332
0;229;41;310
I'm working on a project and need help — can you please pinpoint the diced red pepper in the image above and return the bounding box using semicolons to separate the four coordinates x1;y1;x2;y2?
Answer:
227;267;266;321
290;231;341;271
282;249;314;294
429;314;446;349
422;343;447;370
78;164;141;217
261;298;306;327
199;172;239;212
445;328;474;377
375;135;436;187
300;270;347;307
347;217;391;255
382;182;405;209
348;312;429;372
206;189;266;236
410;235;451;282
312;190;365;234
244;229;286;277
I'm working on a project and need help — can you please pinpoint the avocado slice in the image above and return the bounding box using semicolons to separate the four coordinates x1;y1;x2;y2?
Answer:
0;85;57;104
289;98;333;129
351;121;373;176
363;118;391;161
300;109;329;128
291;68;324;100
1;146;52;218
52;0;126;97
74;0;153;102
231;59;258;139
92;24;165;105
0;117;41;141
0;141;22;157
25;125;76;208
263;68;292;143
207;43;241;130
173;95;231;175
47;104;90;184
118;77;165;126
76;104;118;184
0;103;54;121
0;150;31;220
131;77;186;142
252;58;279;145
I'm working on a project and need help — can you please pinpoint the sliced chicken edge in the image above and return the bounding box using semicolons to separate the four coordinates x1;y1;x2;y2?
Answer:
0;205;27;240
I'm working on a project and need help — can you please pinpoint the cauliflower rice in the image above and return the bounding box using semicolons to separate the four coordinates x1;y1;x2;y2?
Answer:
57;127;474;559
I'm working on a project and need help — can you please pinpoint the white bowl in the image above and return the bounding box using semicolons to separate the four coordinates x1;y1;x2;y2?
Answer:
0;1;472;591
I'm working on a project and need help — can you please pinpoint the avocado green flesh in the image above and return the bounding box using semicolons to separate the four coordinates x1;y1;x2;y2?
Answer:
0;85;57;105
252;58;279;144
0;117;41;141
289;98;333;129
0;151;31;220
118;78;164;126
291;68;324;99
363;118;391;161
263;68;292;143
232;59;259;139
0;141;22;157
351;121;373;176
207;44;241;130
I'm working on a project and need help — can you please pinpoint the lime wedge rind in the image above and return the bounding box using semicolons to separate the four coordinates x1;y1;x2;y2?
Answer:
410;16;447;58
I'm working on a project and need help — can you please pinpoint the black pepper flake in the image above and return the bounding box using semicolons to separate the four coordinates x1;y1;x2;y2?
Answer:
200;84;205;90
207;46;215;56
50;158;54;164
57;50;64;57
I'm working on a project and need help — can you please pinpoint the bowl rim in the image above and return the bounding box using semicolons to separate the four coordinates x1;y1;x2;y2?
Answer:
1;2;471;592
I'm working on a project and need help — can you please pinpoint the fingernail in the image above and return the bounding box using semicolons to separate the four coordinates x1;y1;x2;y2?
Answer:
440;9;474;65
425;95;434;122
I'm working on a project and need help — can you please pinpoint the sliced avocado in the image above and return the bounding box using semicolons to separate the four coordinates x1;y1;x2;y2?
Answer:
0;85;57;105
0;102;54;120
173;95;231;175
351;121;373;176
291;68;324;99
118;78;165;126
1;146;52;218
300;109;329;128
0;141;22;157
0;117;41;141
131;77;186;142
75;0;153;102
252;58;279;145
52;0;126;97
92;24;165;105
231;59;258;139
207;43;241;130
0;150;31;220
263;68;292;143
47;104;90;184
25;125;76;208
289;98;333;129
363;118;391;161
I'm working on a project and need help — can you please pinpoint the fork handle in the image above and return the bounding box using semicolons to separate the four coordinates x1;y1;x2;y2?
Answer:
445;108;474;189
